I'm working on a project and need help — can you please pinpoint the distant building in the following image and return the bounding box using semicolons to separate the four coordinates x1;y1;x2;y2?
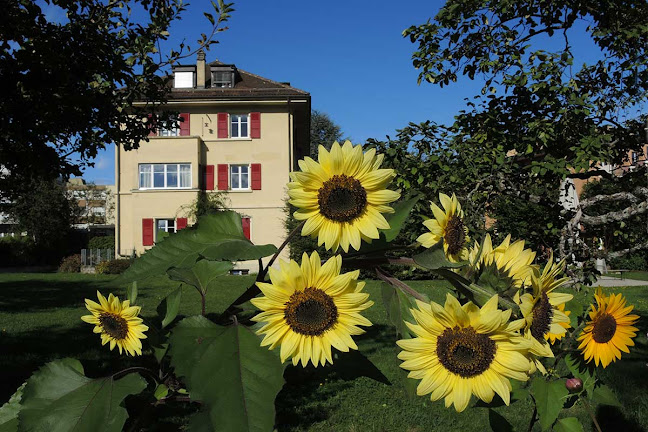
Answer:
66;178;115;235
115;51;311;271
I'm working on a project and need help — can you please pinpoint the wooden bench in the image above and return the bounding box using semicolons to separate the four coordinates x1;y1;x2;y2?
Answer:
607;269;631;280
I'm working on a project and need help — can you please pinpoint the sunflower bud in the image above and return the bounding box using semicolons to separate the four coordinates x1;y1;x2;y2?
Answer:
565;377;583;393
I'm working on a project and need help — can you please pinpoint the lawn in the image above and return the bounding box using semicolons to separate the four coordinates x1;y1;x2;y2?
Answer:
0;272;646;431
603;270;648;281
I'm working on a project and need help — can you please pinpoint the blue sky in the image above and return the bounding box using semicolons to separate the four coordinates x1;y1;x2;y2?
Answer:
57;1;602;184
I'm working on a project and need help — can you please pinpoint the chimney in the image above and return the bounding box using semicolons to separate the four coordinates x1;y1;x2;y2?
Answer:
196;49;207;88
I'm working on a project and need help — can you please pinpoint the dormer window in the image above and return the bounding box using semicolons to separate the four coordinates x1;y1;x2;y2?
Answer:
173;65;196;88
211;66;236;88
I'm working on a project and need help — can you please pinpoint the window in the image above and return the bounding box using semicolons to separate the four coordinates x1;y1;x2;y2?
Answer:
230;164;249;190
212;71;232;88
174;71;194;88
631;151;638;164
230;114;249;138
139;164;191;189
156;219;175;242
159;125;179;137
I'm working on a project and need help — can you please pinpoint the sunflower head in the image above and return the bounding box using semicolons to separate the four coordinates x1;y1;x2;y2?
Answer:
397;294;532;412
81;291;148;356
287;141;400;252
251;252;374;367
469;234;536;292
578;288;639;368
417;193;470;262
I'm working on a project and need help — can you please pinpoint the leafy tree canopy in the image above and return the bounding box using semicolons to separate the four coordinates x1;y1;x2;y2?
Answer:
309;109;345;157
1;0;232;199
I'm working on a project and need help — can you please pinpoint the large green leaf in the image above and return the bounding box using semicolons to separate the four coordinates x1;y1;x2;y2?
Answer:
530;377;569;431
119;212;277;282
157;285;183;328
380;282;416;338
18;358;146;432
591;385;622;407
167;260;233;295
413;241;464;270
0;383;25;432
564;354;596;396
554;417;584;432
168;316;285;432
488;409;513;432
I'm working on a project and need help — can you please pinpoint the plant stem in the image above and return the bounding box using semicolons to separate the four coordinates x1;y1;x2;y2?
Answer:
200;290;206;316
375;266;427;302
582;397;603;432
113;366;159;383
258;220;305;281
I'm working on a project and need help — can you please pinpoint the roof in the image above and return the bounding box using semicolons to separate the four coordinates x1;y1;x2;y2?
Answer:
168;60;309;100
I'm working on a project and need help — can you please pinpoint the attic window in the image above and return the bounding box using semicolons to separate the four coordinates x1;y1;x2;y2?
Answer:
211;68;234;88
174;71;194;88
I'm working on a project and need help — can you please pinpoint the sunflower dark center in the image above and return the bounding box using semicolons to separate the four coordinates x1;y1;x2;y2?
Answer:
444;214;466;255
436;326;496;377
530;292;553;341
284;287;338;336
98;313;129;340
592;313;617;343
317;174;367;222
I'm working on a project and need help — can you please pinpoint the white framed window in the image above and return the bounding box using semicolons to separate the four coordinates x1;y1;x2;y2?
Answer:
230;164;250;190
156;219;175;242
230;114;249;138
139;163;191;189
174;71;194;88
631;151;638;164
159;125;179;137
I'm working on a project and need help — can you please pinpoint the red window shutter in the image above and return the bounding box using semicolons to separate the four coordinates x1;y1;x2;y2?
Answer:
142;218;154;246
205;165;215;191
217;164;228;190
176;217;188;230
217;113;229;138
251;163;262;190
242;217;251;240
179;112;190;136
147;114;157;137
250;112;261;139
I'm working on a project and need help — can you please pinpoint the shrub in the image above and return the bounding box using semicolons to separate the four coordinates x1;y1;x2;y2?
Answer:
609;253;648;271
58;254;81;273
101;259;131;274
0;236;37;266
88;235;115;250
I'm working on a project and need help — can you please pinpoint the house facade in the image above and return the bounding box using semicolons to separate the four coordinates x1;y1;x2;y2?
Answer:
115;52;310;271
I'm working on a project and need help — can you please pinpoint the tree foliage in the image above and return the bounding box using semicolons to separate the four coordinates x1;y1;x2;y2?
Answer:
0;0;232;199
369;0;648;270
309;109;345;157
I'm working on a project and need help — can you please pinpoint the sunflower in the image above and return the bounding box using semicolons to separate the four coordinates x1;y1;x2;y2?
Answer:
518;258;573;373
251;251;374;367
417;193;470;262
397;294;532;412
287;141;400;252
468;234;536;289
546;304;571;344
577;289;639;368
81;291;148;356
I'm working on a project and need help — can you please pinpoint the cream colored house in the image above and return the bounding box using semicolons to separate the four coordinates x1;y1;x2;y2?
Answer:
115;52;310;271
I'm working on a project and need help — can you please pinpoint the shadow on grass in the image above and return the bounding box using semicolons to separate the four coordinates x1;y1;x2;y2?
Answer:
275;324;395;431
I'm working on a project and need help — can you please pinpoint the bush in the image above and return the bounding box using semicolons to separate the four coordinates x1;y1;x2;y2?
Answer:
98;259;131;274
88;235;115;250
58;254;81;273
0;236;37;266
609;253;648;271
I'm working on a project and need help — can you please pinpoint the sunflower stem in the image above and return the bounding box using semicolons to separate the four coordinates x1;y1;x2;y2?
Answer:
375;266;427;302
259;220;305;281
581;397;603;432
113;366;159;383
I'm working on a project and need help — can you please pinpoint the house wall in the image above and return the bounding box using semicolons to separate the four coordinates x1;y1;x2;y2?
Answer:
116;105;303;270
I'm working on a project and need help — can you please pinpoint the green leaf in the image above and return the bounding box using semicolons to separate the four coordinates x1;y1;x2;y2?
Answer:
167;260;233;295
488;409;513;432
554;417;584;432
168;316;285;432
530;377;569;431
19;358;146;432
413;241;464;270
158;286;182;328
154;384;169;400
433;268;503;308
127;281;137;304
591;385;622;407
564;354;595;395
0;383;25;432
380;282;416;338
119;212;277;282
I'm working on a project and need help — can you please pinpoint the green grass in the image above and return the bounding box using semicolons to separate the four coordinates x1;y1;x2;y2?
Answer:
603;270;648;281
0;273;646;431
